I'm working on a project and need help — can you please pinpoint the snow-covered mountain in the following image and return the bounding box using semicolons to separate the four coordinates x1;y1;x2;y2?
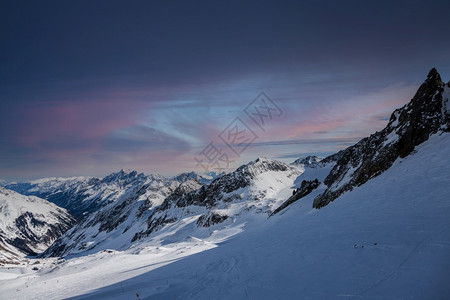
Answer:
0;187;76;264
132;157;304;240
41;173;183;257
43;157;307;257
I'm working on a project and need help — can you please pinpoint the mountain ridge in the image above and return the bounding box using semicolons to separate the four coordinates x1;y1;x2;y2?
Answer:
312;68;450;208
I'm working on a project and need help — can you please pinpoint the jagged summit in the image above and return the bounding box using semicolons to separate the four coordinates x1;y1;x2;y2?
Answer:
313;68;449;208
425;67;443;85
100;169;159;189
173;171;198;180
388;68;449;157
172;171;205;184
172;171;222;186
102;169;133;178
291;155;323;167
236;157;291;178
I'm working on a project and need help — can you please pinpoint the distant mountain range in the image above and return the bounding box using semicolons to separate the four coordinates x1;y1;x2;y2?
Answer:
3;170;220;218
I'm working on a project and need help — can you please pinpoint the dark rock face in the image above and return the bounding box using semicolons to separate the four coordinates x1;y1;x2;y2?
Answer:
271;179;320;215
196;212;229;227
132;169;252;241
321;150;345;165
159;180;203;210
93;182;164;234
313;68;450;208
9;212;75;256
131;214;176;243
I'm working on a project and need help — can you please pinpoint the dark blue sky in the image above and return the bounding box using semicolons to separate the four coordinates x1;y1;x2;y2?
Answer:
1;0;449;180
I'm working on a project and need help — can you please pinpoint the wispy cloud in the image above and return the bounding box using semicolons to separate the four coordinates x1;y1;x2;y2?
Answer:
0;63;429;180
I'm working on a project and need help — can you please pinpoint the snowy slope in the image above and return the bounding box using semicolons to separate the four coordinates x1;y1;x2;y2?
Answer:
0;132;448;299
0;188;76;264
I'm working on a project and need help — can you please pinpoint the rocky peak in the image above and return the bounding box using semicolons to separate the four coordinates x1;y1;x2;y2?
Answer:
425;67;443;86
236;157;290;178
101;169;146;185
291;155;322;167
313;68;449;208
390;69;448;158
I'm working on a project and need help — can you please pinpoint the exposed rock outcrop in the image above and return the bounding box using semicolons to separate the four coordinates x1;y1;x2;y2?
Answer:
271;179;320;215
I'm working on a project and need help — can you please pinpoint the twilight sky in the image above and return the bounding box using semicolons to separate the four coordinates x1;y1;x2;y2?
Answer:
1;0;449;181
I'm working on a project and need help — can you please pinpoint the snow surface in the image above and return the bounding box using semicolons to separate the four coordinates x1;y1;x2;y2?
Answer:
1;133;450;299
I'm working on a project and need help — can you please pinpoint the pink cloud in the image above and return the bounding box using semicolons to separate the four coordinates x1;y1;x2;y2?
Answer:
12;95;150;158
